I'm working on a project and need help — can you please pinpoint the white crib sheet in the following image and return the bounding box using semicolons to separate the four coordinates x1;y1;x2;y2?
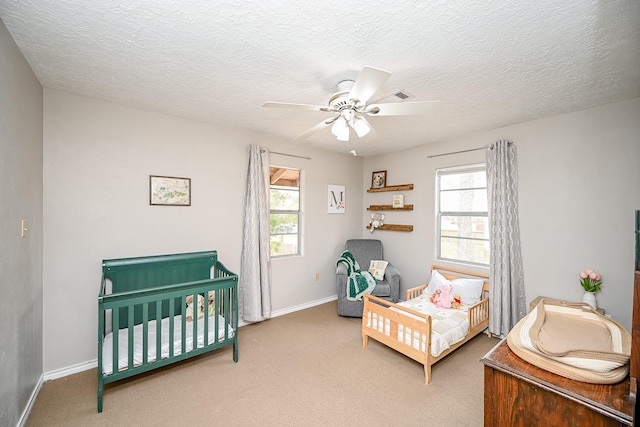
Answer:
102;314;234;375
368;294;469;357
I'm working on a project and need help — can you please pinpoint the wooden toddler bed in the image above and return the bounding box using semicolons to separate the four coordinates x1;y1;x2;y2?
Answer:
97;250;238;412
362;265;489;384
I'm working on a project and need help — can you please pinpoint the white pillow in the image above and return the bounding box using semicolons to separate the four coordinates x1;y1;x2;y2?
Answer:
425;270;449;295
451;278;485;305
368;260;389;281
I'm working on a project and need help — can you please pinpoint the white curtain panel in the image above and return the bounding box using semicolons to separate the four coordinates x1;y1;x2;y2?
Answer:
239;145;272;322
486;140;526;337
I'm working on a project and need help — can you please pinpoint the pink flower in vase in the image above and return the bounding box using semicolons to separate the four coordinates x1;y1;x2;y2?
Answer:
579;268;603;293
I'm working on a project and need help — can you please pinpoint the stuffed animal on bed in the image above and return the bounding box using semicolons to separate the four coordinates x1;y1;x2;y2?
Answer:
451;294;463;309
429;288;440;304
207;291;216;316
431;282;455;309
186;292;217;320
186;294;205;321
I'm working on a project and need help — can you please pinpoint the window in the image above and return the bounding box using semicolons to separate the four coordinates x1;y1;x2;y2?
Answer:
436;164;489;266
270;166;301;257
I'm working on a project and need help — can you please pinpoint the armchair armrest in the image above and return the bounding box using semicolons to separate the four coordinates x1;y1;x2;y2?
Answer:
384;263;401;302
336;263;348;295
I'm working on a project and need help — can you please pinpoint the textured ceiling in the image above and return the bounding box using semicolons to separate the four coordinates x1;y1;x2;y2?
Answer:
1;1;639;156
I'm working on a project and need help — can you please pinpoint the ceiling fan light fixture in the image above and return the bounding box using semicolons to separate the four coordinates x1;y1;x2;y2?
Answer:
351;116;370;138
331;117;350;141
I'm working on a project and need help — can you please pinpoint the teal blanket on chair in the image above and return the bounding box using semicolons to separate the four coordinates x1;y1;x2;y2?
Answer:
337;250;376;301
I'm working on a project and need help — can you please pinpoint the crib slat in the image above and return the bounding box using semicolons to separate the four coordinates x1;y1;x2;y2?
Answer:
112;309;119;373
223;287;229;339
204;290;210;346
182;297;188;354
142;303;148;365
211;290;224;344
127;305;134;369
169;298;175;358
156;300;162;362
191;293;197;351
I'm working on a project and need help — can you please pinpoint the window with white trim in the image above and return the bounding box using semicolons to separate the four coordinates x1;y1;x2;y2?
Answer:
436;164;489;266
269;166;301;257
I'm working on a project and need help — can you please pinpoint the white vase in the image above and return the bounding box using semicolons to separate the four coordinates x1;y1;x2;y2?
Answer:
582;291;597;309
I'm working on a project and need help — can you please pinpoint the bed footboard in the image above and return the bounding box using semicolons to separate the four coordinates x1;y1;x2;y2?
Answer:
362;294;434;381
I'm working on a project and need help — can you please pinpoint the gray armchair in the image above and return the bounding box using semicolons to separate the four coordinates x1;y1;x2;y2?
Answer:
336;239;400;317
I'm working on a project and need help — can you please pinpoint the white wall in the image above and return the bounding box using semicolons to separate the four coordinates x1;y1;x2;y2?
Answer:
43;90;363;372
366;98;640;330
0;18;43;427
38;90;640;373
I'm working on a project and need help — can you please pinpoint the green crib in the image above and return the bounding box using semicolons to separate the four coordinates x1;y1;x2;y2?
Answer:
97;250;238;412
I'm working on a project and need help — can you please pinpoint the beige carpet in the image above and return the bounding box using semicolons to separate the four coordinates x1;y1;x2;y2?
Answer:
26;301;500;427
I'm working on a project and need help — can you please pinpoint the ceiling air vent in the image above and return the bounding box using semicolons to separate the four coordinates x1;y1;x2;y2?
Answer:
394;91;410;100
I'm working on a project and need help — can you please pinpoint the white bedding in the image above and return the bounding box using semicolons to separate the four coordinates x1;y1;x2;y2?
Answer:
102;314;234;375
367;294;469;357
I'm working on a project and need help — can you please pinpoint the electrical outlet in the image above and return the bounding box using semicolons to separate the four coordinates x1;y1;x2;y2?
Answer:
314;273;320;281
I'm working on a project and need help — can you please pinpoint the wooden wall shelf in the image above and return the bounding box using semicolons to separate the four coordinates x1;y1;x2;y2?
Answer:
367;184;414;193
365;224;413;232
367;204;414;211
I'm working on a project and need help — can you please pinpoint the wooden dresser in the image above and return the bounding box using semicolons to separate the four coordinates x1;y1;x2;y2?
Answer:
482;339;634;426
632;270;640;416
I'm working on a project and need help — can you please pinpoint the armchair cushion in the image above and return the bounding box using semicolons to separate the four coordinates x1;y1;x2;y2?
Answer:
368;260;389;280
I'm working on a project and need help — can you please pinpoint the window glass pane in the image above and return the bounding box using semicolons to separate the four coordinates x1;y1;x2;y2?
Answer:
439;170;486;190
436;164;488;266
270;213;298;234
440;215;489;239
270;189;299;210
269;166;301;257
440;236;490;265
270;234;299;256
440;189;487;212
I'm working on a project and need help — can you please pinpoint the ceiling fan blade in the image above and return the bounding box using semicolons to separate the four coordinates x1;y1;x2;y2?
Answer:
348;66;391;105
291;119;333;143
263;102;329;112
367;100;440;116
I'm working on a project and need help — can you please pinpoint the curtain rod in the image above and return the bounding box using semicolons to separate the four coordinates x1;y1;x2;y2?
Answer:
427;141;512;159
264;150;311;160
426;147;485;158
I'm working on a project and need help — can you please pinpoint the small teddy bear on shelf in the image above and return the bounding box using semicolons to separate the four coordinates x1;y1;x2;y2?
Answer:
368;213;385;232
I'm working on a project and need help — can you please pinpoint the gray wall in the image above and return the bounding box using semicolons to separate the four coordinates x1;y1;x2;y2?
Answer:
0;18;43;427
364;98;640;330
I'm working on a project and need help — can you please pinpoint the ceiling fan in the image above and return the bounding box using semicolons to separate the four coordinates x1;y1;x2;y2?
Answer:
263;66;440;143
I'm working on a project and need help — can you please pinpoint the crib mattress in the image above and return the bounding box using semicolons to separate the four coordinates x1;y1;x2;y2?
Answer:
102;314;234;375
369;294;469;357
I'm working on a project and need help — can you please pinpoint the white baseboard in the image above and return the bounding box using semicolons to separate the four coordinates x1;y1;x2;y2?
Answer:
43;359;97;381
256;294;338;323
18;374;43;427
42;295;338;380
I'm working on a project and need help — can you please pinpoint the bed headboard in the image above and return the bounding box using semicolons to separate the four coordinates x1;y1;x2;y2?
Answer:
101;251;219;328
102;250;218;294
431;264;490;292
